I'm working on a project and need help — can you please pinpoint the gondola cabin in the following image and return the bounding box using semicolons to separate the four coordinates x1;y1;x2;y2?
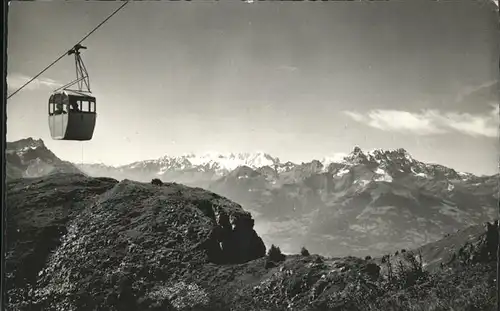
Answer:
48;91;97;141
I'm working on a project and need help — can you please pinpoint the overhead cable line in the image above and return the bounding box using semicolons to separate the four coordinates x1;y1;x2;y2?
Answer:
7;0;130;100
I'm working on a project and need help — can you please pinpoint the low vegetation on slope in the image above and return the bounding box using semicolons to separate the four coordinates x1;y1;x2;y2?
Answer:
5;174;118;307
5;173;498;311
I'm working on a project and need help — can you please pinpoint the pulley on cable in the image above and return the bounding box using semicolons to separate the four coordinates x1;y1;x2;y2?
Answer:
48;44;97;141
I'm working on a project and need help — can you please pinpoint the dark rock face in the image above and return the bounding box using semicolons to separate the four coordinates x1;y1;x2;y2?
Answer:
449;220;499;266
222;216;267;264
151;178;163;186
5;174;265;310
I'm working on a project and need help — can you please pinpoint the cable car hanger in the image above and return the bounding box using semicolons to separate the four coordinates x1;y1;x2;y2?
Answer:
53;44;92;95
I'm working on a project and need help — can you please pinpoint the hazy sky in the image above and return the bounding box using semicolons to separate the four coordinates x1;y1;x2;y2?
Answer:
6;1;500;175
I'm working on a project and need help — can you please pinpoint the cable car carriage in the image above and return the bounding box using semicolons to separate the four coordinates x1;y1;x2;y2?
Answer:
48;90;96;140
48;44;97;141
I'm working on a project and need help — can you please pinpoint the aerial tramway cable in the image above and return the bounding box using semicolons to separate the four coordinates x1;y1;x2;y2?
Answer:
7;0;130;100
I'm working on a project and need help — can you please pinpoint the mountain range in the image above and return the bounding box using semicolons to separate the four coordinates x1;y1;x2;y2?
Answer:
7;138;498;258
6;138;83;181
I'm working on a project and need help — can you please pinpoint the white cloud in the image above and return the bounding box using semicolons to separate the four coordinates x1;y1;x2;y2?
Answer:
367;110;445;135
343;111;365;123
7;73;63;93
344;105;499;138
277;65;299;72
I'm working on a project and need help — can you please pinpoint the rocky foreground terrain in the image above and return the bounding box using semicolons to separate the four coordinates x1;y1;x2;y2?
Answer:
5;173;499;311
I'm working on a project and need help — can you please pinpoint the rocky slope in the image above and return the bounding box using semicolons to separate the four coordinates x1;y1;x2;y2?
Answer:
6;138;83;181
4;172;498;311
6;173;265;310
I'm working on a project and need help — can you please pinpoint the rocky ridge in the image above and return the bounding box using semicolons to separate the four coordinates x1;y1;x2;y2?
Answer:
6;173;265;310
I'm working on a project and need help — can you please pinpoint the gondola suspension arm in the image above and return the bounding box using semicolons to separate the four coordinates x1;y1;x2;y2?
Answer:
54;44;92;94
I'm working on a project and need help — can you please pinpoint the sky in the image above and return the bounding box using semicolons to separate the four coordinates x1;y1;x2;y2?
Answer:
6;0;500;175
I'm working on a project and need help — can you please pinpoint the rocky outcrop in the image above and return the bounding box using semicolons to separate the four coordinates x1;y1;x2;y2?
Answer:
449;220;499;266
6;174;265;310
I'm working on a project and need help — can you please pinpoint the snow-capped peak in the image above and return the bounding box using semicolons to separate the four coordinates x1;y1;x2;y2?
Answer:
367;148;416;166
184;151;278;170
321;153;349;167
7;137;46;154
76;145;475;183
6;138;83;179
337;146;416;167
149;151;280;174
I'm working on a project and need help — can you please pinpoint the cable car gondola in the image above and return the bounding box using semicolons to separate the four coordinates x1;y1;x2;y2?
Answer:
48;44;97;141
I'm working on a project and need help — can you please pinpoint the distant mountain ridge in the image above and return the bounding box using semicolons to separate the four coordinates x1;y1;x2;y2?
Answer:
77;146;481;185
78;152;283;187
6;138;83;180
